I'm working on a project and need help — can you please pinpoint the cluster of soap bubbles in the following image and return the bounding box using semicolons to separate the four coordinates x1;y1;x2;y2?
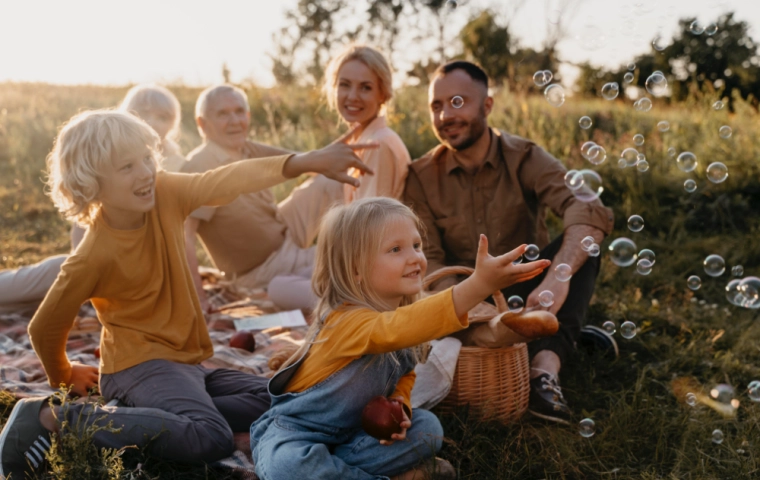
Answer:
580;235;600;257
633;97;653;112
580;141;607;165
601;320;637;339
726;276;760;309
563;169;604;202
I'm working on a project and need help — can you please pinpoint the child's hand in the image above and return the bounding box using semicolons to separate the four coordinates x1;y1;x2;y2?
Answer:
283;143;376;187
453;235;550;318
379;396;411;446
67;362;99;397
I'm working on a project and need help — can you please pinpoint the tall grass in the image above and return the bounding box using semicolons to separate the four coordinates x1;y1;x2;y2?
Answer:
1;82;759;478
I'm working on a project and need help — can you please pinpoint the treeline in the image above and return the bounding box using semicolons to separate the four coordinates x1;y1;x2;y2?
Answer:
267;1;759;107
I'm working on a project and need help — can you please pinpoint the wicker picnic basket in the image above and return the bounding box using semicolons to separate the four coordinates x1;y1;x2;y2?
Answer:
424;266;530;424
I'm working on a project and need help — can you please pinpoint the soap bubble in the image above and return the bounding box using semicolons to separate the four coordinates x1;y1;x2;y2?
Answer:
710;384;737;408
512;255;523;265
667;147;676;158
677;152;698;172
623;72;634;84
609;237;637;267
645;71;668;97
555;263;572;282
621;148;639;167
564;169;584;190
712;429;724;444
657;120;670;132
569;170;604;202
719;126;732;139
579;418;595;438
690;20;704;35
581;236;595;251
684;179;697;193
748;381;760;402
628;215;644;232
620;321;637;339
451;96;464;108
579;116;593;129
524;244;540;261
602;321;616;334
445;0;458;9
738;277;760;308
705;23;718;36
725;279;744;306
636;160;649;172
633;134;645;146
587;145;607;165
732;265;744;277
588;243;600;257
637;153;646;162
638;249;656;264
652;35;667;52
634;97;653;112
706;162;728;183
685;392;697;406
627;62;636;71
601;82;620;100
580;141;597;159
712;100;724;110
704;255;725;277
637;258;653;275
507;295;524;313
617;158;627;169
538;290;555;308
533;70;553;87
687;275;702;290
544;84;565;107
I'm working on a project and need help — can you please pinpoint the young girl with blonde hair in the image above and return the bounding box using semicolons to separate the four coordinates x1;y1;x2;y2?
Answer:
0;109;373;478
250;197;550;480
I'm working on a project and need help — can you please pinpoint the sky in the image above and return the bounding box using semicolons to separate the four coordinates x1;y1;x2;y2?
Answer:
0;0;757;88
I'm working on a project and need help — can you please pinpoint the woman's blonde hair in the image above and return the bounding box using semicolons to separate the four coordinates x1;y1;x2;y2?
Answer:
280;197;428;371
323;44;393;116
119;84;181;144
45;110;160;226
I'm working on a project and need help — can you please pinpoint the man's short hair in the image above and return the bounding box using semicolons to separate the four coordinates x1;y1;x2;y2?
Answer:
432;61;489;89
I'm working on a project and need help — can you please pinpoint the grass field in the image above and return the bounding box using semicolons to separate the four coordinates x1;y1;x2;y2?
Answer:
1;81;759;479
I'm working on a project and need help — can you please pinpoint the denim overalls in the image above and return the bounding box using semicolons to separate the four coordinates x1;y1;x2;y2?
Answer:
250;347;443;480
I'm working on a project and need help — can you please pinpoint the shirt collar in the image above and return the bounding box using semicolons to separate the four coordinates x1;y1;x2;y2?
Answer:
443;128;500;174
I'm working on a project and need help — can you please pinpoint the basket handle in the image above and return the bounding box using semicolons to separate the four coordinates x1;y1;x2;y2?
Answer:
422;266;508;313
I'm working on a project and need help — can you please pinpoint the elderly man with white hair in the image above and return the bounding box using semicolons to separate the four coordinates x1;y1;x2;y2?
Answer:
182;84;359;312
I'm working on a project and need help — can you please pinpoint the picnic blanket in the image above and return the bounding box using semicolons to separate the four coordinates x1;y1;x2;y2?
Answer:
0;276;305;479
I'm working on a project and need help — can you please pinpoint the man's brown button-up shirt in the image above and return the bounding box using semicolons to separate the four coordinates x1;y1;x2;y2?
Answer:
404;128;614;275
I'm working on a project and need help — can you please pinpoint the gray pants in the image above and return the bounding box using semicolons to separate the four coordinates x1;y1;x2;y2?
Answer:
64;359;270;463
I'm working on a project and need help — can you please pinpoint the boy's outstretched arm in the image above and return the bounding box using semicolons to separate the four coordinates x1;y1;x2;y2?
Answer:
452;235;550;318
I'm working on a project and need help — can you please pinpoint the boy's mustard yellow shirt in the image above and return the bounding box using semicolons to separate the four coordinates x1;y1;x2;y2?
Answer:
28;155;292;388
285;290;468;413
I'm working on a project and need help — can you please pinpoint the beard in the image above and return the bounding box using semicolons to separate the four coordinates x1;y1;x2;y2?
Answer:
434;107;489;152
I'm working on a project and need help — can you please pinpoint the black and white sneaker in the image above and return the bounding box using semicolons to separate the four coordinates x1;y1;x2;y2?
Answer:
0;397;53;478
578;325;619;359
528;371;572;425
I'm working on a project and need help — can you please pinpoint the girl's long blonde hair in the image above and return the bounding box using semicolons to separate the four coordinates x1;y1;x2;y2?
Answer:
280;197;428;371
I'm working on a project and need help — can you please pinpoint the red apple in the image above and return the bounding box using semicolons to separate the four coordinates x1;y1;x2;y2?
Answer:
361;396;404;440
229;330;257;352
94;347;101;359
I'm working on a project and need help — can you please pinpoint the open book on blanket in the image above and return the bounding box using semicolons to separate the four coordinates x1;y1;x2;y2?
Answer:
233;309;308;331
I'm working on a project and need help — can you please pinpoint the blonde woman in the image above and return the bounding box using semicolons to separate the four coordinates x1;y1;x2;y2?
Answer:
267;45;410;311
323;44;411;202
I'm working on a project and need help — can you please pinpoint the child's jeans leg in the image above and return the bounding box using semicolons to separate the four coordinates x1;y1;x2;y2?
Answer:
253;417;384;480
63;359;235;463
203;366;270;432
335;409;444;478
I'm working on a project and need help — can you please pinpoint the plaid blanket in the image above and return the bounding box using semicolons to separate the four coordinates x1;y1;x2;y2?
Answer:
0;281;305;479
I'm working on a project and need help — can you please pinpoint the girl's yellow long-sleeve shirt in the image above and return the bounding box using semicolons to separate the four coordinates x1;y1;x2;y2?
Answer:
285;290;469;413
28;155;291;388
